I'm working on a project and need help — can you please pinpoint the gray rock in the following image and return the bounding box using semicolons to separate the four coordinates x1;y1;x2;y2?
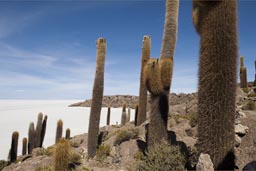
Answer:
235;134;242;147
196;153;214;171
235;124;249;136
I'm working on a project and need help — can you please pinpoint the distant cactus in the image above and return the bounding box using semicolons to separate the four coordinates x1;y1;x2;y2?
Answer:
28;122;35;154
135;104;139;126
10;131;19;163
53;138;71;171
55;119;63;144
22;137;27;155
193;0;238;169
87;38;106;158
127;107;131;123
35;113;43;148
40;115;47;148
107;107;111;125
138;36;151;125
240;56;248;88
121;103;127;126
65;128;71;140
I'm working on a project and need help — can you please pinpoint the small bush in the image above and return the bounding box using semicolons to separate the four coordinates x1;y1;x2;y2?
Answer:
34;166;52;171
0;160;8;170
173;113;198;127
189;113;198;127
36;147;54;156
243;88;249;93
247;101;255;110
135;141;185;171
96;144;110;162
114;128;139;145
70;152;82;164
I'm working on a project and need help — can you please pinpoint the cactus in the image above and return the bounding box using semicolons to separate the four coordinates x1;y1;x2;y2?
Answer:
22;137;27;155
40;115;47;148
10;131;19;162
35;112;43;148
138;36;151;125
121;103;127;126
240;56;248;88
55;119;63;144
28;122;35;154
127;107;131;123
160;57;174;91
254;60;256;86
65;128;71;140
106;107;111;125
135;104;139;126
193;0;238;169
144;58;164;96
87;38;106;158
53;138;71;171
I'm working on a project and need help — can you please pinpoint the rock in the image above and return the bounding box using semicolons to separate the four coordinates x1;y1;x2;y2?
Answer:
235;124;249;136
119;140;138;157
235;134;242;147
196;153;214;171
236;87;246;104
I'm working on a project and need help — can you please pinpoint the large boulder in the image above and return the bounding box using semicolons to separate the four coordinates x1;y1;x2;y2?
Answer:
196;153;214;171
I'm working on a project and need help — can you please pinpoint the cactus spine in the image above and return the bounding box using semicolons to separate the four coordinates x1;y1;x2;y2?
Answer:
65;128;71;140
240;56;248;88
53;139;71;171
193;0;238;169
35;113;43;148
28;122;35;154
107;107;111;125
121;103;127;126
10;131;19;163
55;119;63;144
22;137;27;155
138;36;151;125
87;38;106;158
40;115;47;148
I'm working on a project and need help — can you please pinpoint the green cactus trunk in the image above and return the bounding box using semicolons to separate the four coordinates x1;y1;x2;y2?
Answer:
10;131;19;163
53;139;71;171
55;119;63;144
107;107;111;125
28;122;35;154
193;0;238;169
22;137;27;155
35;113;43;148
65;128;71;140
240;56;248;88
87;38;106;158
138;36;151;125
121;103;127;126
40;115;47;148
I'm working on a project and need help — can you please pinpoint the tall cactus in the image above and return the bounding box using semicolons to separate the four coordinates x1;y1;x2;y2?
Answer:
10;131;19;163
240;56;248;88
55;119;63;144
138;36;151;125
106;107;111;125
127;107;131;123
87;38;106;158
22;137;27;155
28;122;35;154
35;113;43;148
40;115;47;148
135;104;139;126
65;128;71;140
53;139;71;171
193;0;238;169
121;103;127;126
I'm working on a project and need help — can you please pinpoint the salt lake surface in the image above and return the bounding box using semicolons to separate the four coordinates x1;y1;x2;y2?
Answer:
0;100;135;160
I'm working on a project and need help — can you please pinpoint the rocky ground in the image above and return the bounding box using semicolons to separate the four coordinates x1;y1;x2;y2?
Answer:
2;87;256;171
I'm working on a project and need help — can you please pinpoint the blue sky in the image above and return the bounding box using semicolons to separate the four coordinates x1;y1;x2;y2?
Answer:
0;0;255;100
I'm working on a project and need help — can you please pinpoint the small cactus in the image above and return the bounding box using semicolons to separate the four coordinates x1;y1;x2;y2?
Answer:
40;115;47;148
107;107;111;125
55;119;63;144
10;131;19;162
240;56;248;88
35;113;43;148
65;128;71;140
135;104;139;126
121;103;127;126
28;122;35;154
22;137;27;155
53;138;71;171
